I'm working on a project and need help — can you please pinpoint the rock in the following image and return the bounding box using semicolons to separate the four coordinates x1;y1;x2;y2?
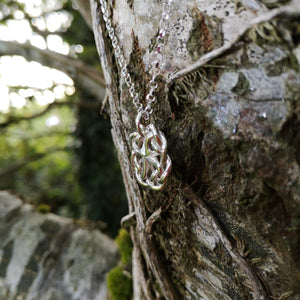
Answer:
0;191;118;300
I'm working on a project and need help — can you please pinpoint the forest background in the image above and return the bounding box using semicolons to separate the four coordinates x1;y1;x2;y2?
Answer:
0;0;126;237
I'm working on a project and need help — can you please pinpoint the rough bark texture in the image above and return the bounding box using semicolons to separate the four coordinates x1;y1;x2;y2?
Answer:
0;191;118;300
90;0;300;299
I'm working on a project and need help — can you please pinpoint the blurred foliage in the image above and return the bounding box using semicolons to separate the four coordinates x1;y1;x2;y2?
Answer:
36;203;51;213
60;2;100;66
0;0;127;236
107;266;133;300
0;0;25;24
0;100;82;217
116;229;133;265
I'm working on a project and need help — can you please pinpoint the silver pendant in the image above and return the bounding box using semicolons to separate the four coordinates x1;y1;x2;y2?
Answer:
130;113;172;191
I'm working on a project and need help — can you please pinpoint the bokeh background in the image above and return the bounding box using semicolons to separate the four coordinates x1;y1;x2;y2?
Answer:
0;0;127;237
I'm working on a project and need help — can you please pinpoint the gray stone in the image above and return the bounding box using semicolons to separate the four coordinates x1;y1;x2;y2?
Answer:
0;191;118;300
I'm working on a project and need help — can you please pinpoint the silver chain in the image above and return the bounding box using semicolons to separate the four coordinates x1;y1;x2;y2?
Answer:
99;0;173;121
98;0;173;190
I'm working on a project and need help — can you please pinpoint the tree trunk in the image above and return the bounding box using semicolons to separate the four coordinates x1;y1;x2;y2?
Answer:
90;0;300;299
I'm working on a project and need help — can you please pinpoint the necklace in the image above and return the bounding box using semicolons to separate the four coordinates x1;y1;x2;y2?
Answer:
99;0;172;191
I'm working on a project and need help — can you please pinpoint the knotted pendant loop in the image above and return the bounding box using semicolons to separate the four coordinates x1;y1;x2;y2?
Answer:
130;113;172;190
98;0;173;191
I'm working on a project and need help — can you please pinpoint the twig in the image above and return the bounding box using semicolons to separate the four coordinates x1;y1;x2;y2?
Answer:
145;207;163;234
168;5;300;85
100;91;109;114
145;197;173;234
121;212;137;228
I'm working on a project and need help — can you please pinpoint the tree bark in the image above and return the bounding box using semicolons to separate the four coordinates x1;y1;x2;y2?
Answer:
90;0;300;299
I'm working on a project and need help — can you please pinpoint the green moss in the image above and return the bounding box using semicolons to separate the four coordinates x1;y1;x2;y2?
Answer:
248;22;282;46
107;266;133;300
116;229;133;265
36;204;51;214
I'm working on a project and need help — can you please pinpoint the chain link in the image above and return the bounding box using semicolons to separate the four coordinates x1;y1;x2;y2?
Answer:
98;0;173;121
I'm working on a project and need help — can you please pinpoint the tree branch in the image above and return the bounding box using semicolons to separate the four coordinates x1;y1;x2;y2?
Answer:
74;0;93;30
0;100;101;129
0;40;106;101
168;4;300;84
0;147;71;178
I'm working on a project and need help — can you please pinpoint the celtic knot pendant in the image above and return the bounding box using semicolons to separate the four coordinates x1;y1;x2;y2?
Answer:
130;113;172;191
